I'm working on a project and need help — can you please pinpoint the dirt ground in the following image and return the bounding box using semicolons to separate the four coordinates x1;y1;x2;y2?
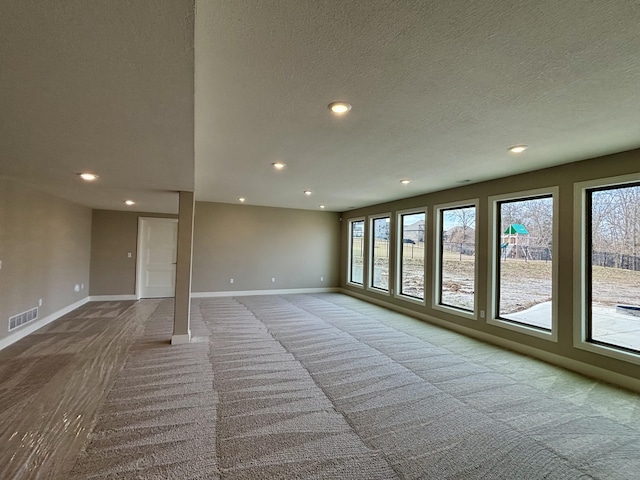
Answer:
399;256;640;313
362;241;639;312
592;265;640;307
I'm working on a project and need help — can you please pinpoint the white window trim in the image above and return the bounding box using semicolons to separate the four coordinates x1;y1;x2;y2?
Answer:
487;187;559;342
573;173;640;365
432;199;479;321
367;213;392;296
346;217;365;289
395;207;427;305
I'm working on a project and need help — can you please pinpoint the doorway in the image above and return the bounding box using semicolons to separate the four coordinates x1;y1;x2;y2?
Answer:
136;217;178;299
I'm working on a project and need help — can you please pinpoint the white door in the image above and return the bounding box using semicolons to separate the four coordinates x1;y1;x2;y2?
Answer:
137;218;178;298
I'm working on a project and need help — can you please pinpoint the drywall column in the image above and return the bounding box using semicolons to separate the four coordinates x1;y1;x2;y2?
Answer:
172;191;195;345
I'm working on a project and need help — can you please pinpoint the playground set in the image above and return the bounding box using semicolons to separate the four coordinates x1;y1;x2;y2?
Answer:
500;223;531;260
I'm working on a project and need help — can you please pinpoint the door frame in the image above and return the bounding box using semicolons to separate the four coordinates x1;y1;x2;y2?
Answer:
136;217;179;300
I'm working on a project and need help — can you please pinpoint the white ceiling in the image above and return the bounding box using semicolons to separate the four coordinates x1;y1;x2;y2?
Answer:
2;1;640;214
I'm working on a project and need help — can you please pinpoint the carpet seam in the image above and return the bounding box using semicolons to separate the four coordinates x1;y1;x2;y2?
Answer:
198;299;224;479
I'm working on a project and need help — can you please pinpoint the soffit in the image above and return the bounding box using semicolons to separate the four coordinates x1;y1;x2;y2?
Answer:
0;0;195;213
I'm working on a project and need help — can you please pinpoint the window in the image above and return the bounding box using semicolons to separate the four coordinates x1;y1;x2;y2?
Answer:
370;215;390;291
348;218;364;285
586;182;640;354
398;210;426;300
435;202;477;316
490;188;557;339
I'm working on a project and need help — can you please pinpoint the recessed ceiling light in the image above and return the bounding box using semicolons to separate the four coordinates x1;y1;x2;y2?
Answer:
272;162;286;170
78;173;98;181
304;190;312;196
319;205;325;209
238;197;246;203
508;145;528;154
124;200;135;206
400;179;411;185
328;101;352;114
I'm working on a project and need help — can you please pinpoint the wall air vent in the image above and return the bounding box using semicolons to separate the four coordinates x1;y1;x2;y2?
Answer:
9;307;39;331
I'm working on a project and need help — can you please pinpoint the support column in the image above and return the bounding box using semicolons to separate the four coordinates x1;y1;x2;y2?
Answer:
172;191;195;345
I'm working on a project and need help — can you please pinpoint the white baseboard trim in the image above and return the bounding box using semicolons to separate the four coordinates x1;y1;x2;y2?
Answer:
171;331;191;345
191;287;340;298
88;295;138;301
0;297;90;352
341;288;640;394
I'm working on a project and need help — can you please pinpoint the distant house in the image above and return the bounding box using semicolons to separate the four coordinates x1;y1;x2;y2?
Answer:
403;219;425;243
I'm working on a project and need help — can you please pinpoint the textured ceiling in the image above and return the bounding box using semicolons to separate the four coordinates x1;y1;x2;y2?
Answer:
2;1;640;214
195;0;640;211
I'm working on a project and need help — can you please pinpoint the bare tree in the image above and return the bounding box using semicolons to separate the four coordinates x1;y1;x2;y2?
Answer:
592;185;640;268
445;206;476;260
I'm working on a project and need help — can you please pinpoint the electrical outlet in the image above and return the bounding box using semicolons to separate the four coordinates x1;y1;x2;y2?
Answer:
0;260;2;269
480;310;485;318
271;277;276;283
38;298;43;307
81;283;84;290
74;284;80;292
127;252;132;258
229;278;234;284
320;276;324;282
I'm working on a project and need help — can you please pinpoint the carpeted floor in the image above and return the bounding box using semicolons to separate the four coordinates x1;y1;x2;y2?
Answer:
2;293;640;479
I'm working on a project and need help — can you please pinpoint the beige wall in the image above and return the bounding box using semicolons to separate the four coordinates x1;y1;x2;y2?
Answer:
90;210;177;296
340;149;640;382
0;177;91;341
192;202;341;292
90;202;341;296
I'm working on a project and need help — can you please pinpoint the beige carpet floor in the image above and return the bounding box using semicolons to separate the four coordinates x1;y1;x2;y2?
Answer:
2;293;640;479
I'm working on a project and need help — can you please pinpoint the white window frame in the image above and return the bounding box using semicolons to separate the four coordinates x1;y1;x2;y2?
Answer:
347;217;365;288
433;199;479;320
395;207;427;305
367;213;392;295
488;187;559;341
573;173;640;365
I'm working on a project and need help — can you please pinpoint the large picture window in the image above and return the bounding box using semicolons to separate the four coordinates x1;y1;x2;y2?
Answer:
398;211;425;300
348;219;364;285
435;203;477;314
492;191;556;334
587;182;640;353
370;215;390;291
